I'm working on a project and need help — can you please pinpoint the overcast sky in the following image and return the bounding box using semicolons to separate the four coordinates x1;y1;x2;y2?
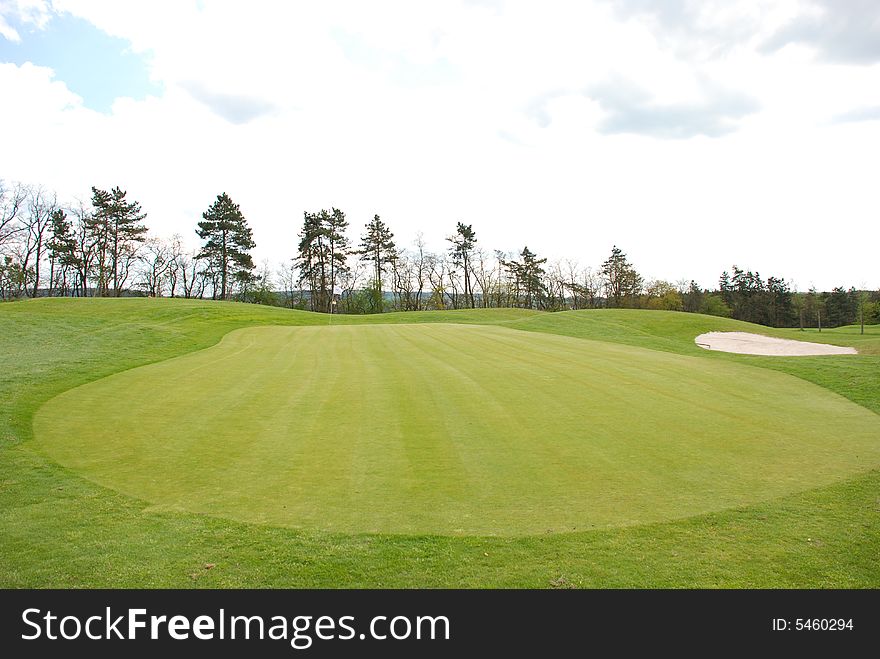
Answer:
1;0;878;291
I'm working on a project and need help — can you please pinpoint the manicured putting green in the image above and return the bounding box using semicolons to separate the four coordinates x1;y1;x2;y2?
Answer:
33;324;880;536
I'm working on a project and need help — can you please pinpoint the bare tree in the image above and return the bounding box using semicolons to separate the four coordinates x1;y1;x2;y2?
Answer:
393;247;431;312
175;248;204;298
411;233;428;311
0;180;28;251
166;234;185;297
425;252;447;310
579;266;601;309
443;254;461;309
114;240;142;295
22;186;56;297
471;249;497;309
546;260;568;310
337;258;365;312
138;236;174;296
191;258;212;299
389;250;410;311
390;234;432;311
69;200;97;297
277;261;302;308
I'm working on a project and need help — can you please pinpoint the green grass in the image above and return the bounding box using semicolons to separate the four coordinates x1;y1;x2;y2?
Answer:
2;298;879;587
33;323;880;535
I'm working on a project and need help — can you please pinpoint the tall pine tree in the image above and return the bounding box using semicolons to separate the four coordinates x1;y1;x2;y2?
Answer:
196;193;255;300
46;208;76;297
516;246;547;309
358;214;396;312
325;208;350;313
295;208;350;313
601;245;642;308
447;222;477;308
296;211;325;312
90;186;148;296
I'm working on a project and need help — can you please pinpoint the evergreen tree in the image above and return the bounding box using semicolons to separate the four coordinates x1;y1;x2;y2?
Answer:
358;214;396;312
719;266;795;327
718;271;733;308
46;208;76;296
803;287;822;329
730;266;767;324
86;188;112;296
296;211;325;312
766;276;795;327
825;286;858;327
295;208;350;313
447;222;477;308
196;193;255;300
601;245;642;308
682;280;704;313
507;246;547;309
325;208;350;314
90;186;148;296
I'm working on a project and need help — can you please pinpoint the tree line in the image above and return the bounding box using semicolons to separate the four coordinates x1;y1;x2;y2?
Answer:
2;179;877;329
0;182;254;302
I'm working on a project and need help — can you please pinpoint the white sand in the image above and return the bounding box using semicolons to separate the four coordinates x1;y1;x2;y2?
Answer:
694;331;857;356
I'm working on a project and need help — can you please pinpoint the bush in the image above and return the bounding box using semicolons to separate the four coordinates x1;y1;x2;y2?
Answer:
701;294;731;318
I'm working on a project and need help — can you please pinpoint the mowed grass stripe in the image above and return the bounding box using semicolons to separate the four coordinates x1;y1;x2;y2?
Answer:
32;322;880;536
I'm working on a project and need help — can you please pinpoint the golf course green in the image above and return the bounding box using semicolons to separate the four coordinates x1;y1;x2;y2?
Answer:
32;322;880;535
3;299;880;586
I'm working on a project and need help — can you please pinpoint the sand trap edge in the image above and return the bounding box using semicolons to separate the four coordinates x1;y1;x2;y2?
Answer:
695;331;857;356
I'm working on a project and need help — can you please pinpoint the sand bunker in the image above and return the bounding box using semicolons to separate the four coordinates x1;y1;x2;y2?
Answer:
695;332;857;356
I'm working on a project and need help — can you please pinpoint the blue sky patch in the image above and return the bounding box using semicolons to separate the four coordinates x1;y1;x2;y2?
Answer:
0;12;160;113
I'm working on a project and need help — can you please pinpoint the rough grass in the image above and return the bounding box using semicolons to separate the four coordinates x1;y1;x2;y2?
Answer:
2;298;879;587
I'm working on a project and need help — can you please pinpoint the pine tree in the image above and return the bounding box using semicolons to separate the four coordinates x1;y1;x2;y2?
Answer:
90;186;148;296
447;222;477;308
325;208;350;314
295;208;350;313
196;193;255;300
86;188;111;296
46;208;77;296
358;214;396;312
517;246;548;309
296;211;324;312
601;245;642;308
501;246;548;309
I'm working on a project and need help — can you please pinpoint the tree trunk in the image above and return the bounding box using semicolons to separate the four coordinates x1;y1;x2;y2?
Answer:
31;235;42;298
112;223;119;296
221;229;228;300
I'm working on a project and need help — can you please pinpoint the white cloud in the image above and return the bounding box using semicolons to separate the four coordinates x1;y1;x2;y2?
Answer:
832;106;880;124
0;0;878;290
762;0;880;65
0;0;53;40
0;15;20;41
0;61;84;115
585;75;759;138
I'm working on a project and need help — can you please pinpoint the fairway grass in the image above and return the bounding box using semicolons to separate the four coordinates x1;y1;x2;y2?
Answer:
3;298;880;587
34;323;880;535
